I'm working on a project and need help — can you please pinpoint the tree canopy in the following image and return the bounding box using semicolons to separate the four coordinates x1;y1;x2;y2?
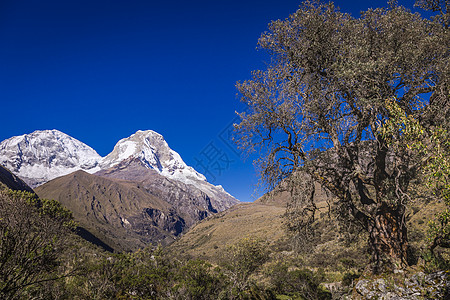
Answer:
235;0;449;273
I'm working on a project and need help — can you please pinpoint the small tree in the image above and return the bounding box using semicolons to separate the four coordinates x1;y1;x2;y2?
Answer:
235;0;449;273
173;259;226;300
221;237;270;297
0;188;74;299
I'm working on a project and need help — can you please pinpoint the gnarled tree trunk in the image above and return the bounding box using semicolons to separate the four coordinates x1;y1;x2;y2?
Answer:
368;202;409;273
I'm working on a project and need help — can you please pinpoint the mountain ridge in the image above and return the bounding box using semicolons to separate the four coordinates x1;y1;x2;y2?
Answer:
100;130;206;184
0;164;35;193
0;129;237;205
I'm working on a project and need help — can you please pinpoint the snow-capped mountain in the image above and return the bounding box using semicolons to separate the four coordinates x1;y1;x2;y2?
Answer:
0;129;239;210
101;130;206;184
99;130;238;211
0;130;102;187
1;129;239;250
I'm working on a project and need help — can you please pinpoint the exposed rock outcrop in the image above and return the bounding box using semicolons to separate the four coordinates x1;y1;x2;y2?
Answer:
342;272;450;299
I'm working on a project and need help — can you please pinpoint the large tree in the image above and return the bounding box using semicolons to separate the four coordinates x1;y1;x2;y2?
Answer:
235;0;449;273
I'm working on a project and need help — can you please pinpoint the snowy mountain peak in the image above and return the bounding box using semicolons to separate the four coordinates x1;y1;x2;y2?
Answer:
0;129;102;187
101;130;206;183
0;129;228;192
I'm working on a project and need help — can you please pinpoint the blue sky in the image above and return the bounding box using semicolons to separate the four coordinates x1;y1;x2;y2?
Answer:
0;0;422;202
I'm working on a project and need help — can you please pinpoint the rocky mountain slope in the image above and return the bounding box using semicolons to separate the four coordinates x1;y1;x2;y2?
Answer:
97;157;237;214
101;130;205;183
35;170;187;252
97;158;219;228
98;130;237;211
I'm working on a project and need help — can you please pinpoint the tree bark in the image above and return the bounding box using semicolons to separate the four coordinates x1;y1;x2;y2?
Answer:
368;202;409;273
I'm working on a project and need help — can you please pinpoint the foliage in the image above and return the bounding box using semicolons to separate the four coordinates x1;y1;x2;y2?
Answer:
6;189;77;230
1;186;443;298
341;271;360;287
172;259;227;299
381;97;450;269
415;0;450;28
116;247;174;299
234;0;449;273
266;261;331;299
221;237;270;295
424;128;450;253
0;192;299;300
0;189;73;299
27;236;276;299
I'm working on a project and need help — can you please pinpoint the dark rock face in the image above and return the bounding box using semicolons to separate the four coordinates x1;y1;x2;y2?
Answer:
0;165;35;193
129;208;186;237
34;168;227;252
35;170;180;251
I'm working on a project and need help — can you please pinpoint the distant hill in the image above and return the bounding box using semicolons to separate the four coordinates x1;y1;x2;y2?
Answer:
169;173;439;277
167;180;332;262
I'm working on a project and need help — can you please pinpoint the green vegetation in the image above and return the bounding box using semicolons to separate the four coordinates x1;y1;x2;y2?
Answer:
381;97;450;271
0;187;75;299
1;176;449;298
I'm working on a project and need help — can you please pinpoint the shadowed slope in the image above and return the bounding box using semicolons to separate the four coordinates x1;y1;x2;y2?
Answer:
0;165;35;193
97;156;238;213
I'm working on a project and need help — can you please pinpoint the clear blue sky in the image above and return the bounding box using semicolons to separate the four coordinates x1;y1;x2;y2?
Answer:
0;0;422;202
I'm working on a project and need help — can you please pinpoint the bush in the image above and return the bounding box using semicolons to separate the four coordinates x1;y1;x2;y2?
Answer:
221;237;271;298
172;259;226;300
267;261;331;299
0;189;72;299
341;271;360;287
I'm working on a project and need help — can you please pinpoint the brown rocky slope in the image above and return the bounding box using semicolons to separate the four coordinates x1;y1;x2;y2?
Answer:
35;170;186;252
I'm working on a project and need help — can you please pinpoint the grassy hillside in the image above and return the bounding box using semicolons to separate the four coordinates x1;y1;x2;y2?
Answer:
168;180;337;262
168;202;286;262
